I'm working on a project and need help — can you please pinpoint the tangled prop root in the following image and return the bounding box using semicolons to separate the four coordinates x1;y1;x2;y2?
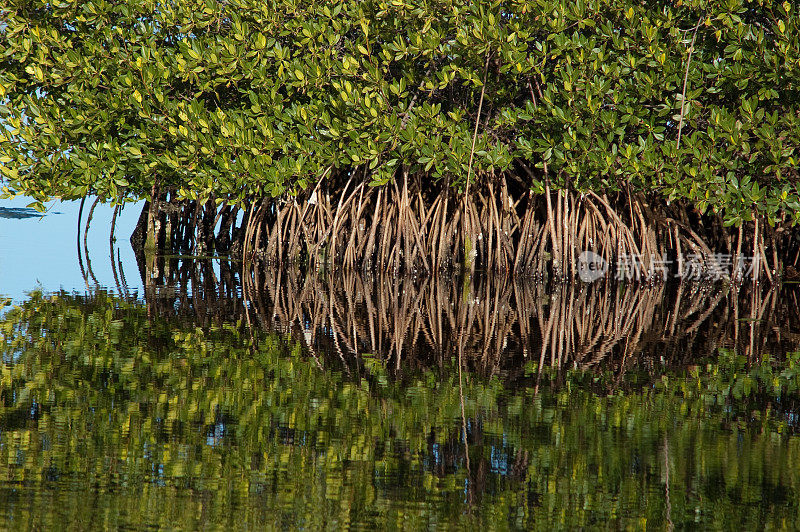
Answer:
137;172;797;282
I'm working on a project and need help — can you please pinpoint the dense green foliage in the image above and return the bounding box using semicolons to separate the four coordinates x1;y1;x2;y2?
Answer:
2;290;800;528
2;0;800;225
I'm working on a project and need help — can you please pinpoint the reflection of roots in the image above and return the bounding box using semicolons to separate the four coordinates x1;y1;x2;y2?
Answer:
141;257;242;326
134;247;800;380
134;241;800;380
238;268;800;379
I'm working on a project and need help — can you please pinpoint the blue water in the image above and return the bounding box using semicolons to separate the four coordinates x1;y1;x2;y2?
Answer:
0;196;144;301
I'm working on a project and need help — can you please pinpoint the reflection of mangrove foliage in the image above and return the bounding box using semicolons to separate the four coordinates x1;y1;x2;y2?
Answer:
2;292;800;528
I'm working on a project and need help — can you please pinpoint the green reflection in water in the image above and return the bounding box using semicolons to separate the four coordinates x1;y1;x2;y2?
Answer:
1;290;800;530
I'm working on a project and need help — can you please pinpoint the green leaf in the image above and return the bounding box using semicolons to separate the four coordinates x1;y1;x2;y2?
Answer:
26;201;46;213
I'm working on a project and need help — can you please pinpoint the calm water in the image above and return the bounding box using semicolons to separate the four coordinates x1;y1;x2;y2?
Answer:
0;197;143;301
2;199;800;529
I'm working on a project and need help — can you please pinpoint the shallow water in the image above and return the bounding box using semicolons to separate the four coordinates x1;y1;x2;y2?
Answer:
2;199;800;529
0;197;143;302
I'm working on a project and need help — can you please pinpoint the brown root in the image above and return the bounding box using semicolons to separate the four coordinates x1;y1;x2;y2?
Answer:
136;173;797;284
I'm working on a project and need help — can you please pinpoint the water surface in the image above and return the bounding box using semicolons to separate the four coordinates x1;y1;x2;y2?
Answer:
0;197;142;302
1;198;800;529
